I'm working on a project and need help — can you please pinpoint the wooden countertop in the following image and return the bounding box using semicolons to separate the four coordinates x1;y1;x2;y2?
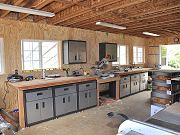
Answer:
114;68;152;76
9;76;98;91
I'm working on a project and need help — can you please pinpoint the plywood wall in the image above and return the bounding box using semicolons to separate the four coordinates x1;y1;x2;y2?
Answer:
0;18;147;110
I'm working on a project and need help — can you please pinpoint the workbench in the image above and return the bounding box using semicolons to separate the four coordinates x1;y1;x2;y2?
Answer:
9;68;152;128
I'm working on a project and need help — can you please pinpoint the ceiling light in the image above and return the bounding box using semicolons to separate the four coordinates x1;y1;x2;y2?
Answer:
96;22;126;30
0;3;55;17
143;32;160;37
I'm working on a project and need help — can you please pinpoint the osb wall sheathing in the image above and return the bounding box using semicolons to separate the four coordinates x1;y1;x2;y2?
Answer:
145;36;180;67
0;18;147;110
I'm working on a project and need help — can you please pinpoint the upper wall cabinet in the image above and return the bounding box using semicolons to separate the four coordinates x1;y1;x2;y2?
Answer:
63;40;87;64
99;43;117;62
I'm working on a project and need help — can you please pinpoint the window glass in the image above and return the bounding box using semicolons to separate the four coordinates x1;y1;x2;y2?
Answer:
113;45;128;65
133;46;144;64
22;40;59;70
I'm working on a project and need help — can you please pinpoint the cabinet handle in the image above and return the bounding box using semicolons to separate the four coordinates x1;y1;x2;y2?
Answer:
63;97;65;103
89;92;91;98
64;88;69;91
36;103;39;110
86;84;90;87
85;93;88;98
37;93;43;96
68;96;70;102
136;82;138;85
42;102;45;108
75;55;77;60
126;84;127;88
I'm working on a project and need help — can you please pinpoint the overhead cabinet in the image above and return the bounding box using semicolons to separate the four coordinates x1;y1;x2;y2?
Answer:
63;40;87;64
99;43;117;62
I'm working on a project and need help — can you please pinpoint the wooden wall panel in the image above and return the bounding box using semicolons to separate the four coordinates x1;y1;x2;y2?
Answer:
0;18;147;110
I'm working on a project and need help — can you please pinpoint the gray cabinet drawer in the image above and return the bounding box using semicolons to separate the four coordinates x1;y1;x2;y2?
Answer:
79;91;89;109
131;80;140;94
79;81;96;92
131;74;140;81
140;72;148;79
140;78;148;91
120;83;130;98
120;76;130;83
55;84;76;96
26;88;52;102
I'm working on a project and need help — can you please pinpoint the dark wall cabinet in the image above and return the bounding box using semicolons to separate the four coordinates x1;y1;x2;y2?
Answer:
99;43;117;62
63;40;87;64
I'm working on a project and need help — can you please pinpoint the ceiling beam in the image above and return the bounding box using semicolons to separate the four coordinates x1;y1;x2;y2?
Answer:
34;0;83;22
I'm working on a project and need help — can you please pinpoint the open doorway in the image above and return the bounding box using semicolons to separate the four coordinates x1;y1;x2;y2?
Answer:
160;44;180;69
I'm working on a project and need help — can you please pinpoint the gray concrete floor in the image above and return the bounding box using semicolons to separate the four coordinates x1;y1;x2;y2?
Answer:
17;91;151;135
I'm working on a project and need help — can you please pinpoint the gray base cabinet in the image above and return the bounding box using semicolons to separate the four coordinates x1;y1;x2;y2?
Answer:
25;81;97;126
55;93;77;116
26;97;53;125
79;90;97;110
79;82;97;110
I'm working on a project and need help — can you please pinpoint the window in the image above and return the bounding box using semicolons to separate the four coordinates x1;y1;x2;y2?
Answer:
113;45;128;65
0;38;4;74
22;40;59;70
160;44;180;69
133;46;144;64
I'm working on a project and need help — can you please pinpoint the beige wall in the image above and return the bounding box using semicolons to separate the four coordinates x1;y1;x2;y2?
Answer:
0;18;147;110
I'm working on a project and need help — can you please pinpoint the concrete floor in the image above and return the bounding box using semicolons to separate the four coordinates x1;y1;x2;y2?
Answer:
17;91;151;135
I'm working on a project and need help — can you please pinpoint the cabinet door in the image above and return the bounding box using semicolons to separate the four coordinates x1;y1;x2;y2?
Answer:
68;41;86;63
120;83;130;98
41;98;54;120
140;79;147;91
88;90;97;107
79;91;89;110
66;93;77;113
26;101;41;125
55;95;68;116
106;44;117;61
131;81;139;94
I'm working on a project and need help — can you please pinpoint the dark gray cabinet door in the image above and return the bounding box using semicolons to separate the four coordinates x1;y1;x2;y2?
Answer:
120;83;130;98
55;93;77;116
26;101;41;124
41;98;54;120
63;40;87;64
88;90;97;107
79;91;89;110
131;81;140;94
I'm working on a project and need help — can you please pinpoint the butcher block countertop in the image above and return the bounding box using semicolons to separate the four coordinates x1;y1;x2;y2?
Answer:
114;68;153;76
9;76;98;91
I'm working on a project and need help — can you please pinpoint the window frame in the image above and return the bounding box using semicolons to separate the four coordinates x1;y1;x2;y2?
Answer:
113;44;129;65
133;46;145;64
21;39;60;70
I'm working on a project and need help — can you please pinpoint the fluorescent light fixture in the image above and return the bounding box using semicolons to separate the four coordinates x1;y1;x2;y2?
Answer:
96;22;126;30
0;3;55;17
143;32;160;37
